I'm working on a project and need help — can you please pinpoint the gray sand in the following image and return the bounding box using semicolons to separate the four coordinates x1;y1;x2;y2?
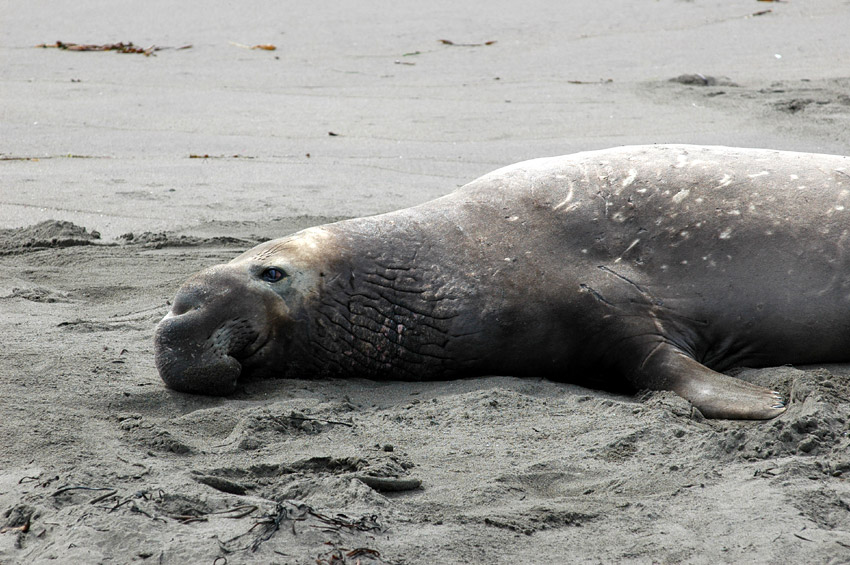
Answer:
2;1;850;563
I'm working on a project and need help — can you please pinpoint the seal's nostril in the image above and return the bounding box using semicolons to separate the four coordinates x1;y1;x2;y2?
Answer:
170;285;206;316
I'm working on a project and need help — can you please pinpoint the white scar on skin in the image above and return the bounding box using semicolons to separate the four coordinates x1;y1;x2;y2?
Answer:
621;169;637;187
614;238;641;263
672;189;690;204
715;174;733;188
748;171;770;179
554;183;575;209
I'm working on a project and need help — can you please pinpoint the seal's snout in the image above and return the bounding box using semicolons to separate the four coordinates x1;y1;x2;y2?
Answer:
154;267;257;396
154;314;242;396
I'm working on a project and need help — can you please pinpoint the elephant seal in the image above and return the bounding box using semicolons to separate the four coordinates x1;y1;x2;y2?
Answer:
154;144;850;420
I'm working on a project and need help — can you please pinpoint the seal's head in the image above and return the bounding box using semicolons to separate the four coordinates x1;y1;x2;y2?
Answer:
154;228;331;395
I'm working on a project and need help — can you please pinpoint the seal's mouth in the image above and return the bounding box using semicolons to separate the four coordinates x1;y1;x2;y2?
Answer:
236;333;270;368
232;333;281;380
154;315;259;396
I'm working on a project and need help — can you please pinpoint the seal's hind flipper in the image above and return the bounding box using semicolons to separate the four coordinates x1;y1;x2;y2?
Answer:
627;343;787;420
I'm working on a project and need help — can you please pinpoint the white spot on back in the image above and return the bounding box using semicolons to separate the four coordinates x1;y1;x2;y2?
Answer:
748;171;770;179
553;182;575;210
672;189;690;204
719;228;733;239
622;169;638;187
715;174;732;188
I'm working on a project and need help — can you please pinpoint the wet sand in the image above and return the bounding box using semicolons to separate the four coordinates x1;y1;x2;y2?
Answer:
2;2;850;563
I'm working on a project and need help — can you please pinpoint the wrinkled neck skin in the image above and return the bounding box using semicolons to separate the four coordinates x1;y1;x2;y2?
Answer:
276;218;495;380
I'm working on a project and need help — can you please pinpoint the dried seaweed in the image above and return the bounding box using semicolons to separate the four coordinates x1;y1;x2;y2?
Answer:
35;41;191;56
219;501;383;554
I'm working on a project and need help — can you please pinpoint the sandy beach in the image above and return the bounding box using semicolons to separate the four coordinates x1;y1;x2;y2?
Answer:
2;1;850;563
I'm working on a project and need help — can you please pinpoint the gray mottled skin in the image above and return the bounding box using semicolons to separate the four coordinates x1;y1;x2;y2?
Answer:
154;144;850;419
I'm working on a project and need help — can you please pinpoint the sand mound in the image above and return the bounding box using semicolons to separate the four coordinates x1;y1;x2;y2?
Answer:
0;221;101;254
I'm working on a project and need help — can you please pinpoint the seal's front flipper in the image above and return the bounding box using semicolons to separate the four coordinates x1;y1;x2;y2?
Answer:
627;343;787;420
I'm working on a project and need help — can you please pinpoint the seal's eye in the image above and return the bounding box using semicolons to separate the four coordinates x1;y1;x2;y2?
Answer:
261;267;286;282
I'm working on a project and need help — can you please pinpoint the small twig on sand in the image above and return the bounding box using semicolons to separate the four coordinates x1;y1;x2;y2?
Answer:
89;490;119;504
288;415;354;428
438;39;497;47
52;485;115;497
229;41;277;50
